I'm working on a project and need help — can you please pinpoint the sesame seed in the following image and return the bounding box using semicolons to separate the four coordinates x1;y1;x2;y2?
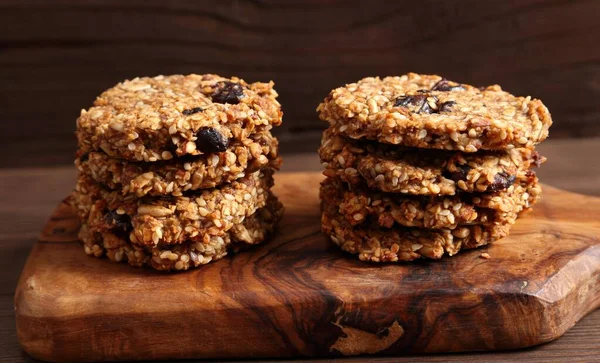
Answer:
185;141;196;153
447;214;455;224
411;243;423;251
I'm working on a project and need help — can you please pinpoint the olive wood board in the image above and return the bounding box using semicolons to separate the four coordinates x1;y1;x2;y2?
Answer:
14;172;600;361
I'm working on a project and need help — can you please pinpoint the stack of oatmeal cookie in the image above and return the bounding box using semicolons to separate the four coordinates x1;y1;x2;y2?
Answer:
71;74;284;271
318;73;552;262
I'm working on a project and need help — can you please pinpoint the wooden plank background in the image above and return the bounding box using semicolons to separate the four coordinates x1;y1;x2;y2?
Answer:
1;0;599;167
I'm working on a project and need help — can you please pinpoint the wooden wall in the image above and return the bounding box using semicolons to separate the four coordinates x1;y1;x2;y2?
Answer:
1;0;599;167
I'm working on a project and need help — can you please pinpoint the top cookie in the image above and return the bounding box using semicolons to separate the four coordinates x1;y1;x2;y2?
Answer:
317;73;552;152
77;74;282;161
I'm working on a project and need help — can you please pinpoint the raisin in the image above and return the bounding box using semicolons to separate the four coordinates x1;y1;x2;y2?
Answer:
489;172;516;192
431;78;465;92
79;153;89;162
446;164;472;183
182;107;204;115
394;94;438;114
439;101;457;112
211;81;244;104
418;96;438;114
195;127;229;153
104;211;131;234
394;94;427;108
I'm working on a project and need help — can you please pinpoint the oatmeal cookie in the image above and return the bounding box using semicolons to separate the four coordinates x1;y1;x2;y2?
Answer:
71;169;274;246
77;74;282;161
317;73;552;152
321;187;512;263
77;194;283;271
320;128;543;195
321;174;540;230
77;131;281;196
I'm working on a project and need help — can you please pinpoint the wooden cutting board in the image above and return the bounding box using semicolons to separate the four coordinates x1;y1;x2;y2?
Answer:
14;172;600;362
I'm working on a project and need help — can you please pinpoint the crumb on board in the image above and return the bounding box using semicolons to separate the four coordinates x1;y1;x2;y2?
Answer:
480;253;491;259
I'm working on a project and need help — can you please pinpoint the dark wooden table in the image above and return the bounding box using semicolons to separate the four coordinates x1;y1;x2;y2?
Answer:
3;138;600;362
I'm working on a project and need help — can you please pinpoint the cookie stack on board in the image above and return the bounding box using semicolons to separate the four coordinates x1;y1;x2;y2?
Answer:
318;73;552;262
71;74;284;271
